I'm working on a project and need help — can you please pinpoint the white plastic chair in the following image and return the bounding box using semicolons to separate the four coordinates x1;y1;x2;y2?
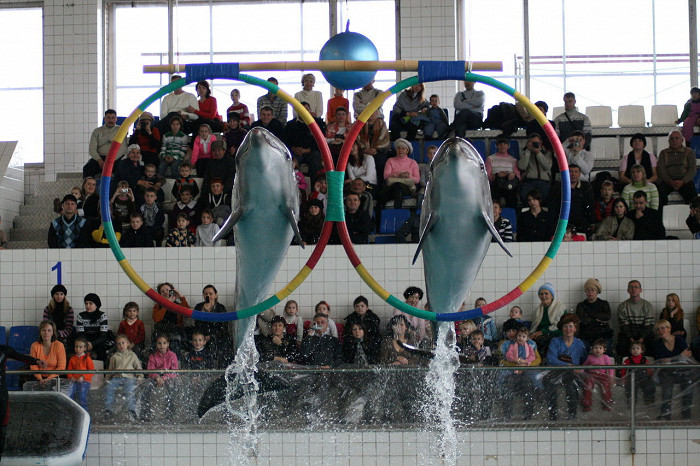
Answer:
650;105;678;126
552;106;565;119
662;204;694;239
585;106;613;128
655;136;670;154
618;105;646;127
589;138;620;160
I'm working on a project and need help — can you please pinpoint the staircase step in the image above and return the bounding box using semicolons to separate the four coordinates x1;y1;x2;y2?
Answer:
6;240;48;250
14;212;63;229
10;228;50;242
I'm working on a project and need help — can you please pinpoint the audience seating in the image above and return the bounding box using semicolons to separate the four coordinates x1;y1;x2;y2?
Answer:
0;325;5;345
650;105;678;126
617;105;646;127
6;360;26;391
662;204;694;239
585;106;613;128
379;209;411;235
469;139;488;160
690;136;700;158
655;136;670;154
8;325;39;353
501;207;517;234
589;138;620;160
373;235;397;244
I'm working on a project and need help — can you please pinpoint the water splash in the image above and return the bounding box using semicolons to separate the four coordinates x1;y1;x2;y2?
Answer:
225;324;260;465
423;322;460;465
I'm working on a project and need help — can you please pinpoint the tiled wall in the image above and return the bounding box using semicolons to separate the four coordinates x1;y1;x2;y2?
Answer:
0;241;698;340
42;0;101;182
82;428;700;464
0;141;23;235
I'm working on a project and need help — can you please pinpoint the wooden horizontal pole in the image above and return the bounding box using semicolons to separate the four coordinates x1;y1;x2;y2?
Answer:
143;60;503;74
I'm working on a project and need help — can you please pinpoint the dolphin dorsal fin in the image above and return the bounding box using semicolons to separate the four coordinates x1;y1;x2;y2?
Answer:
412;213;439;264
212;208;244;243
482;211;513;257
285;205;304;248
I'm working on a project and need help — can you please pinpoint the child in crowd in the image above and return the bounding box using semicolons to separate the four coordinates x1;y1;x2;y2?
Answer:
141;334;179;421
344;295;382;345
326;87;350;125
171;162;200;201
510;306;525;324
223;112;248;157
292;159;308;204
66;338;94;410
424;94;449;139
137;163;165;205
419;145;438;189
71;187;83;211
183;331;216;370
139;188;165;246
582;339;614;411
170;186;199;231
472;297;498;347
595;180;616;223
75;293;112;362
159;114;189;178
299;199;325;246
309;174;328;208
457;320;477;354
467;330;492;365
486;137;521;208
111;181;135;226
104;334;142;421
117;301;146;356
620;342;655;405
505;328;536;374
226;89;251;127
120;212;154;248
196;209;222;246
166;213;196;247
314;301;339;338
282;300;304;345
326;106;351;162
191;123;217;175
202;178;231;226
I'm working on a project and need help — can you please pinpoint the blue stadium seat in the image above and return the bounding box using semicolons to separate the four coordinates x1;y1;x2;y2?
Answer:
695;170;700;193
501;207;517;234
0;326;6;345
8;326;39;354
469;139;488;160
690;135;700;158
379;209;411;234
374;235;397;244
6;360;26;391
489;139;520;159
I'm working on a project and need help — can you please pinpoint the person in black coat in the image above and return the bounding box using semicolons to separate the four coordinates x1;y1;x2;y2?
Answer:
299;314;343;367
517;189;554;242
256;316;298;363
629;191;665;240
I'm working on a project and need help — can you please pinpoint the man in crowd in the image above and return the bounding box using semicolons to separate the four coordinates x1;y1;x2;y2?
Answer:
344;193;373;244
200;140;235;198
617;280;656;357
299;314;342;367
353;80;384;119
657;129;697;205
629;191;666;240
257;77;288;125
251;106;285;140
284;102;325;184
554;92;592;148
158;75;199;133
517;133;554;204
48;194;89;248
452;81;485;136
550;164;594;235
84;109;127;178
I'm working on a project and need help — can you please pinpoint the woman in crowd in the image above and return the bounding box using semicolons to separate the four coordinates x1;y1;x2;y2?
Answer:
653;319;693;419
80;176;99;220
529;283;565;355
517;189;554;242
389;83;429;140
618;133;657;185
346;141;378;189
186;80;222;134
152;282;188;353
380;315;418;366
192;285;231;365
393;286;428;344
621;164;659;210
356;110;390;187
23;321;68;392
575;278;613;352
659;293;687;339
544;314;587;420
256;316;298;364
380;138;420;210
592;198;635;241
343;322;380;365
298;199;325;246
42;284;74;348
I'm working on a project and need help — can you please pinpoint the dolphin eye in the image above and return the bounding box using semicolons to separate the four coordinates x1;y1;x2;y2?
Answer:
479;162;485;171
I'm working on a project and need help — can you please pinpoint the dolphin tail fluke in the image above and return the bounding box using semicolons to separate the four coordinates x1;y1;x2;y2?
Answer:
412;212;439;264
285;205;304;248
212;208;244;243
482;211;513;257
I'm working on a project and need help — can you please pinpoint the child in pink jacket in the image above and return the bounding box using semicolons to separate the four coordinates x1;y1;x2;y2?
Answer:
140;334;179;421
582;339;614;411
505;327;536;374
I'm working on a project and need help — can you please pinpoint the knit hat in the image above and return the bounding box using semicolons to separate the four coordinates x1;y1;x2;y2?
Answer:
127;144;141;153
538;283;555;299
308;199;324;211
61;194;78;204
84;293;102;309
393;138;413;155
502;318;521;334
139;112;154;122
630;133;646;148
584;278;602;294
51;284;67;296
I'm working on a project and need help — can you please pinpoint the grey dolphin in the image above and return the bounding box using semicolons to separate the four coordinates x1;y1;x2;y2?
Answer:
214;127;303;347
413;137;511;314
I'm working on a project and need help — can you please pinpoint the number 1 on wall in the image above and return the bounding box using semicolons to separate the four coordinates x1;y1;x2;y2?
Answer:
51;261;62;284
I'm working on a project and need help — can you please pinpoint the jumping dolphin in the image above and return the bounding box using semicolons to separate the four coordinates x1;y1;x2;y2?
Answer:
413;138;511;314
214;127;303;347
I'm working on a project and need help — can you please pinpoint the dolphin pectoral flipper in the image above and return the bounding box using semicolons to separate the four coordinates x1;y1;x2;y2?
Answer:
482;211;513;257
285;205;304;248
412;213;439;265
212;208;245;243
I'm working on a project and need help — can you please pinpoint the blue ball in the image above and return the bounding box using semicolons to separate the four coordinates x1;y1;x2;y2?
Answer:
319;32;379;90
